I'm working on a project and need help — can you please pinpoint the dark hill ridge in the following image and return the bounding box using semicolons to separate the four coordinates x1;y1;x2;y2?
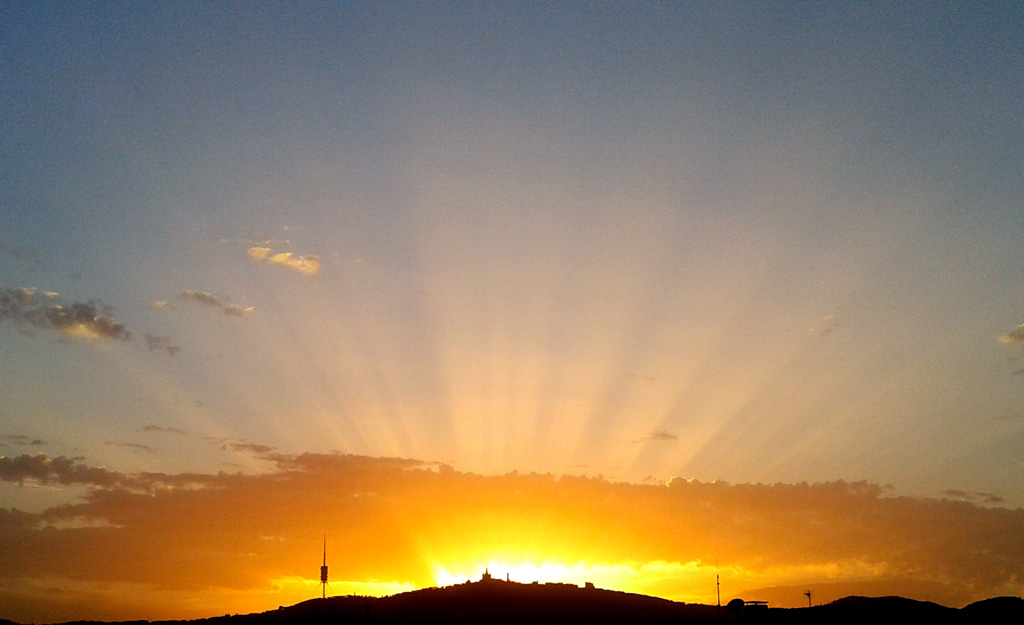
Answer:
193;581;718;625
24;580;1024;625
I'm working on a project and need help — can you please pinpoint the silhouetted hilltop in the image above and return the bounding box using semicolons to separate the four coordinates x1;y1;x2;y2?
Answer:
208;580;719;625
776;595;955;624
961;596;1024;619
825;594;951;613
21;579;1024;625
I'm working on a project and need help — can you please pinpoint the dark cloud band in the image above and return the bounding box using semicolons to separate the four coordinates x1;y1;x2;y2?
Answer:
0;287;129;340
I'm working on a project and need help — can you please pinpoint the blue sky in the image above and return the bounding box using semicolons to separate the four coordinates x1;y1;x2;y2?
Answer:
4;1;1024;499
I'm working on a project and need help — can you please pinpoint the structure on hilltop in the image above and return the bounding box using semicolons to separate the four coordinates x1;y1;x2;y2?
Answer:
320;537;328;599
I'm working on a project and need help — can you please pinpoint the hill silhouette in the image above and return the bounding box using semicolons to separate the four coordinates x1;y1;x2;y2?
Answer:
14;578;1024;625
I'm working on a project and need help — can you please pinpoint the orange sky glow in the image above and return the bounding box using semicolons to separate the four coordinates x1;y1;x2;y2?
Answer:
3;454;1022;622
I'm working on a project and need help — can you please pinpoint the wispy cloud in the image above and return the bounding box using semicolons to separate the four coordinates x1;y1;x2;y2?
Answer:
0;434;45;447
0;287;130;341
0;241;42;266
997;323;1024;375
222;304;253;318
219;441;275;455
140;425;187;435
104;441;155;453
180;290;223;307
205;437;275;456
941;489;1004;504
178;290;254;317
145;334;180;356
633;430;678;444
247;246;321;275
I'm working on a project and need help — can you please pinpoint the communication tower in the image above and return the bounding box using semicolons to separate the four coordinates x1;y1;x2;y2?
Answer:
717;572;721;620
320;536;329;599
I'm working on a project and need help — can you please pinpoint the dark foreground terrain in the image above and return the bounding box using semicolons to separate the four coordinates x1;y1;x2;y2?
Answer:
6;579;1023;625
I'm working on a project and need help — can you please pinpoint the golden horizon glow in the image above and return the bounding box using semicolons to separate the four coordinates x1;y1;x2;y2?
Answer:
1;454;1021;623
432;559;715;603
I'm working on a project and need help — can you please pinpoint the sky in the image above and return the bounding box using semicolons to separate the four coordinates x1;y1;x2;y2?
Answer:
2;2;1024;621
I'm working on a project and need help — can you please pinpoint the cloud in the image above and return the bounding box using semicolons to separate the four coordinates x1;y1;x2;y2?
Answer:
1;453;1023;622
222;304;254;318
104;441;155;453
145;334;180;356
178;291;254;317
809;313;840;337
648;430;677;441
941;489;1004;504
219;441;275;455
179;290;223;307
0;454;133;488
997;324;1024;375
151;301;175;311
247;246;321;275
246;246;272;261
207;437;276;456
999;323;1024;345
0;435;45;447
228;237;290;249
633;430;678;444
140;425;187;435
0;287;130;341
0;241;42;265
267;252;321;274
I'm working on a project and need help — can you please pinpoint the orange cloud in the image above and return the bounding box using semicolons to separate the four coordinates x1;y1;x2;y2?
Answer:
999;323;1024;344
1;454;1022;623
247;246;321;275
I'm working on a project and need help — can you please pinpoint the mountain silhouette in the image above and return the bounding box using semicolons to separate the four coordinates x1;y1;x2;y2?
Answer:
13;579;1024;625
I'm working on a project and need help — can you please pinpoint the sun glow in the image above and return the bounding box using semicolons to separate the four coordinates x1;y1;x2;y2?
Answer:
269;576;415;601
432;560;717;604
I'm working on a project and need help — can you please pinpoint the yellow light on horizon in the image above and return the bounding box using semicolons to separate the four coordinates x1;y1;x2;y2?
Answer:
432;559;717;604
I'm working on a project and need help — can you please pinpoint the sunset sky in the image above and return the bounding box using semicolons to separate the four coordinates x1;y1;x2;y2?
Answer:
2;3;1024;622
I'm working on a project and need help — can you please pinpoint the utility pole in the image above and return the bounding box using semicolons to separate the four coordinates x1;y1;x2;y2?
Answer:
804;590;812;608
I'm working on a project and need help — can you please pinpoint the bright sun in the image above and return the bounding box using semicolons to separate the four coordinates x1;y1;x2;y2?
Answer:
434;561;584;586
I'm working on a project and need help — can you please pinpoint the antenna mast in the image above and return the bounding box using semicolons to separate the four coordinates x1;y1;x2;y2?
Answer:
320;536;328;599
715;556;721;622
717;572;721;621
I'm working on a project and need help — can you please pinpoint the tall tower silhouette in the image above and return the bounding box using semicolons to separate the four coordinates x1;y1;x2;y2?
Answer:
320;536;328;599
